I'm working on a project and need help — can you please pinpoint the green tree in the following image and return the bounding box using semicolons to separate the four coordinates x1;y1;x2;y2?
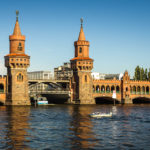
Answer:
144;68;148;80
148;68;150;81
134;66;140;80
140;67;144;80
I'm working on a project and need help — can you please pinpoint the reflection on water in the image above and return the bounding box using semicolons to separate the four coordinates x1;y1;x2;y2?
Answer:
68;106;97;149
0;106;30;150
0;104;150;149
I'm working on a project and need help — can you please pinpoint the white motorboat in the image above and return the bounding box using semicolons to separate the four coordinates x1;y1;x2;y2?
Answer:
90;112;112;118
37;97;48;105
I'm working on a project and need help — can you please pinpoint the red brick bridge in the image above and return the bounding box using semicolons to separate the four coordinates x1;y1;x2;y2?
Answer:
93;71;150;104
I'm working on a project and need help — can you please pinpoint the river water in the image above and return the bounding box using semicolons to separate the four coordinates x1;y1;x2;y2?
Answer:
0;104;150;150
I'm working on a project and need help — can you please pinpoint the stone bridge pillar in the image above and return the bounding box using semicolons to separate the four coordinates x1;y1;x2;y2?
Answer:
122;71;132;104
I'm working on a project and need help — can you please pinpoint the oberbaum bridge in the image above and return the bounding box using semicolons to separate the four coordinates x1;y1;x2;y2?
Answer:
0;12;150;105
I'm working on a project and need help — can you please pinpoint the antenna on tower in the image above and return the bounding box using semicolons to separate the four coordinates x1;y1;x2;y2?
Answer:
16;10;19;21
80;17;83;27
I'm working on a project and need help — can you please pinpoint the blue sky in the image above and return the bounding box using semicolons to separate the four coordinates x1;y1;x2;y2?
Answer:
0;0;150;77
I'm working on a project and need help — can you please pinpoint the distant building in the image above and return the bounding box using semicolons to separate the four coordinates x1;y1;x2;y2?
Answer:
92;72;120;80
28;71;53;80
91;72;106;80
54;62;73;80
28;71;53;91
105;74;119;80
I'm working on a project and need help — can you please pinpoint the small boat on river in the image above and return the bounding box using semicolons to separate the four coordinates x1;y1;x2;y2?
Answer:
90;112;112;118
37;97;48;105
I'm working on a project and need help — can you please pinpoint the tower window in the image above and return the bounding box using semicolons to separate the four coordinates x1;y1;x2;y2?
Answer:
0;84;4;93
17;73;23;82
79;47;82;53
85;75;87;82
18;42;22;51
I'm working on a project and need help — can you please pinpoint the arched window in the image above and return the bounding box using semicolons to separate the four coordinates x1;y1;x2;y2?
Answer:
0;84;4;93
130;86;132;94
137;86;141;94
18;42;22;51
96;85;100;93
79;47;82;53
85;75;87;82
146;86;149;94
17;73;23;82
133;86;136;94
111;86;115;93
93;86;95;92
106;85;110;93
142;86;145;94
101;85;105;93
116;86;120;93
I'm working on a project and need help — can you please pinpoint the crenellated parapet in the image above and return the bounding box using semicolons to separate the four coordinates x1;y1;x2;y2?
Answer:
5;54;30;68
0;75;7;80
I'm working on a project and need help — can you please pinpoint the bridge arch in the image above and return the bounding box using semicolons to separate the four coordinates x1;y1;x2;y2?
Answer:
132;97;150;104
95;96;120;104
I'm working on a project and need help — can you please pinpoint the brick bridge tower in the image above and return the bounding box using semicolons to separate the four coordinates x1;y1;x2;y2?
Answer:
4;11;30;105
70;19;95;104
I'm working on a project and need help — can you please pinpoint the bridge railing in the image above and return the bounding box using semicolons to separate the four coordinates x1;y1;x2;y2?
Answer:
93;91;120;94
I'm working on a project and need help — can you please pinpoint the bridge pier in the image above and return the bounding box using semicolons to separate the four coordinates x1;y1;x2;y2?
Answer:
121;96;133;104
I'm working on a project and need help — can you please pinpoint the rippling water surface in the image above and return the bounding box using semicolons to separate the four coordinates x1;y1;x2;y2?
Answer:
0;104;150;150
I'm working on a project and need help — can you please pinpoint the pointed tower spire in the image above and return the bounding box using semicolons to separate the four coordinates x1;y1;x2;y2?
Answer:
9;11;25;54
78;18;86;41
13;10;22;36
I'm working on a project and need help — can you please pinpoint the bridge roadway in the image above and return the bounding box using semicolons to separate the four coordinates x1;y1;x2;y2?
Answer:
30;90;70;95
28;79;69;84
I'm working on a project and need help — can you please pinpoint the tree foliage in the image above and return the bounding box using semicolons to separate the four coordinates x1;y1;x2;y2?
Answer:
134;66;150;81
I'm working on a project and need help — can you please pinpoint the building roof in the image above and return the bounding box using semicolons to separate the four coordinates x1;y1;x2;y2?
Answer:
78;25;86;41
13;20;22;36
70;57;93;61
5;53;29;57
